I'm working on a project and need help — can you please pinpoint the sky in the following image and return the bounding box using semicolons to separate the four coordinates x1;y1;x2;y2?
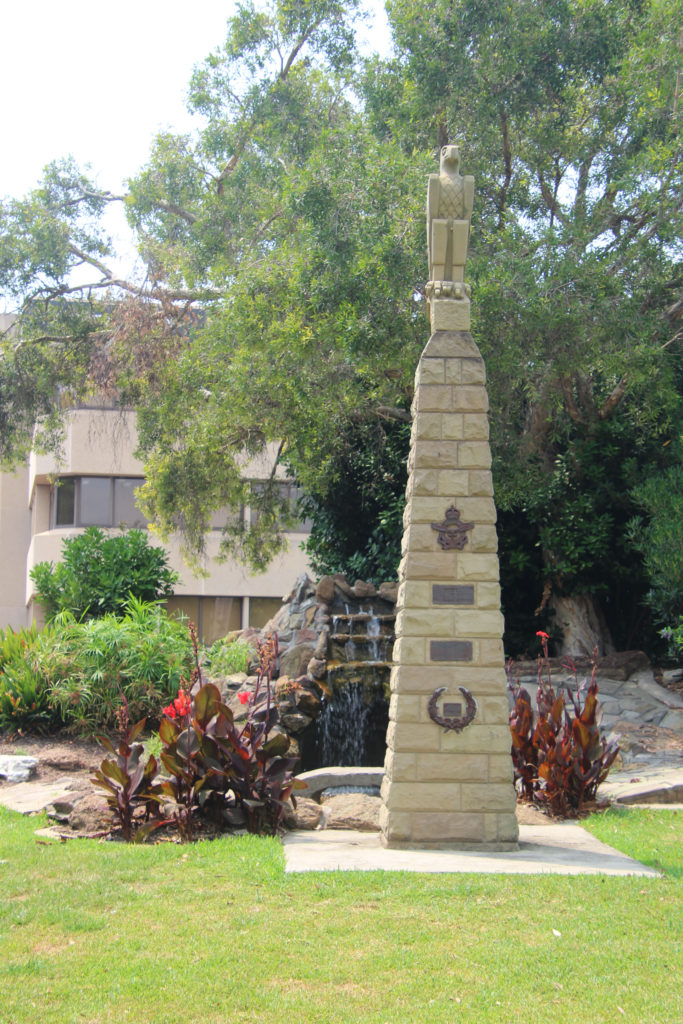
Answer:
1;1;391;283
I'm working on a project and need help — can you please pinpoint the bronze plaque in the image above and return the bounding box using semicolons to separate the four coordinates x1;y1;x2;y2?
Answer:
432;584;475;606
442;702;462;717
430;640;473;662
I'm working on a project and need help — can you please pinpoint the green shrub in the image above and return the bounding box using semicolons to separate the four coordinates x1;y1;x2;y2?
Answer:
40;598;193;733
30;526;178;621
203;636;254;676
0;625;58;734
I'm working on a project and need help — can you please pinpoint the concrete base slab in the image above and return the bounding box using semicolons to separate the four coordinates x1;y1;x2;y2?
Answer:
283;826;659;876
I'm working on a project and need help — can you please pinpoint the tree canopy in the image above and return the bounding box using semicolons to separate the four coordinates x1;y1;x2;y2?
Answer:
1;0;681;651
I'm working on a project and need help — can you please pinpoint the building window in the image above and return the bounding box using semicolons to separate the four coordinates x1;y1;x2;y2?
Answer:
51;477;147;529
164;596;243;644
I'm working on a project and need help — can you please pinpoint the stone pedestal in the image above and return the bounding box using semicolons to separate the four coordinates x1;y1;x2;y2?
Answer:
380;329;519;850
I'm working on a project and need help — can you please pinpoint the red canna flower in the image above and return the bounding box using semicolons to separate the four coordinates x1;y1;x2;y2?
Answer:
173;692;191;717
237;691;250;705
536;630;550;640
162;702;177;719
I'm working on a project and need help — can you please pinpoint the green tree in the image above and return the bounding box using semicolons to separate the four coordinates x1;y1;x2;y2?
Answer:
2;0;682;653
369;0;683;650
30;527;178;621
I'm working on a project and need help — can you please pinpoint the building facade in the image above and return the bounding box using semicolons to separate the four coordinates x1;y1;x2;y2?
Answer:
0;406;312;641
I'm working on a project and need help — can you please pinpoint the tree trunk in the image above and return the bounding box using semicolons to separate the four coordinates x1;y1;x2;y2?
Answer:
549;593;616;657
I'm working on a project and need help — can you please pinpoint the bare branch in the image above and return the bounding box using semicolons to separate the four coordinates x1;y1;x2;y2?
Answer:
537;171;567;226
497;106;512;229
152;200;197;225
280;19;323;79
597;378;627;420
376;406;411;423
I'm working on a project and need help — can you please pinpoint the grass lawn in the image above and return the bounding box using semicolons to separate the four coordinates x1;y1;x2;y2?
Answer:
0;806;681;1024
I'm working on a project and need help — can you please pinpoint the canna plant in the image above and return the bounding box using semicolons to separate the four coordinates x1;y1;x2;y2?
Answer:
90;696;164;841
508;632;620;817
157;626;299;840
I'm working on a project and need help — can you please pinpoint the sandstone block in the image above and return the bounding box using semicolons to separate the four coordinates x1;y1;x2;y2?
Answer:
388;692;422;723
401;552;459;580
413;385;453;413
456;553;501;581
440;413;465;440
451;387;489;413
415;753;488;782
461;783;518;813
401;524;444;555
468;470;494;496
456;497;498;523
439;724;511;754
412;440;460;470
390;664;462;694
469;526;499;553
406;469;439;496
385;781;462;812
423;332;480;359
379;806;411;842
410;811;485;843
415;358;445;385
392;635;427;665
429;666;506;693
484;812;519;844
430;298;471;332
407;495;472;523
479;638;506;666
437;470;471;496
443;359;462;385
395;580;432;608
384;750;417;782
454;609;505;638
477;582;502;609
461;359;486;385
463;414;491;440
414;413;443;440
475;695;511;723
396;607;455;637
487;754;516;784
389;721;441;753
457;441;492;469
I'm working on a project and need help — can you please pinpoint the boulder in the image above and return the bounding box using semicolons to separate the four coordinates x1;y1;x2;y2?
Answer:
0;755;39;784
67;791;112;833
283;796;323;830
307;657;327;680
280;710;313;734
279;643;316;679
321;792;381;831
379;582;399;604
353;580;377;599
295;688;322;716
316;576;336;604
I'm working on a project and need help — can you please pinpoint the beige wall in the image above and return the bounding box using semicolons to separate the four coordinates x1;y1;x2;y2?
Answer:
0;467;31;629
1;407;312;636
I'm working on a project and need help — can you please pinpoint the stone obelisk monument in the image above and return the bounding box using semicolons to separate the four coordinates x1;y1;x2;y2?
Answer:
380;145;519;849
